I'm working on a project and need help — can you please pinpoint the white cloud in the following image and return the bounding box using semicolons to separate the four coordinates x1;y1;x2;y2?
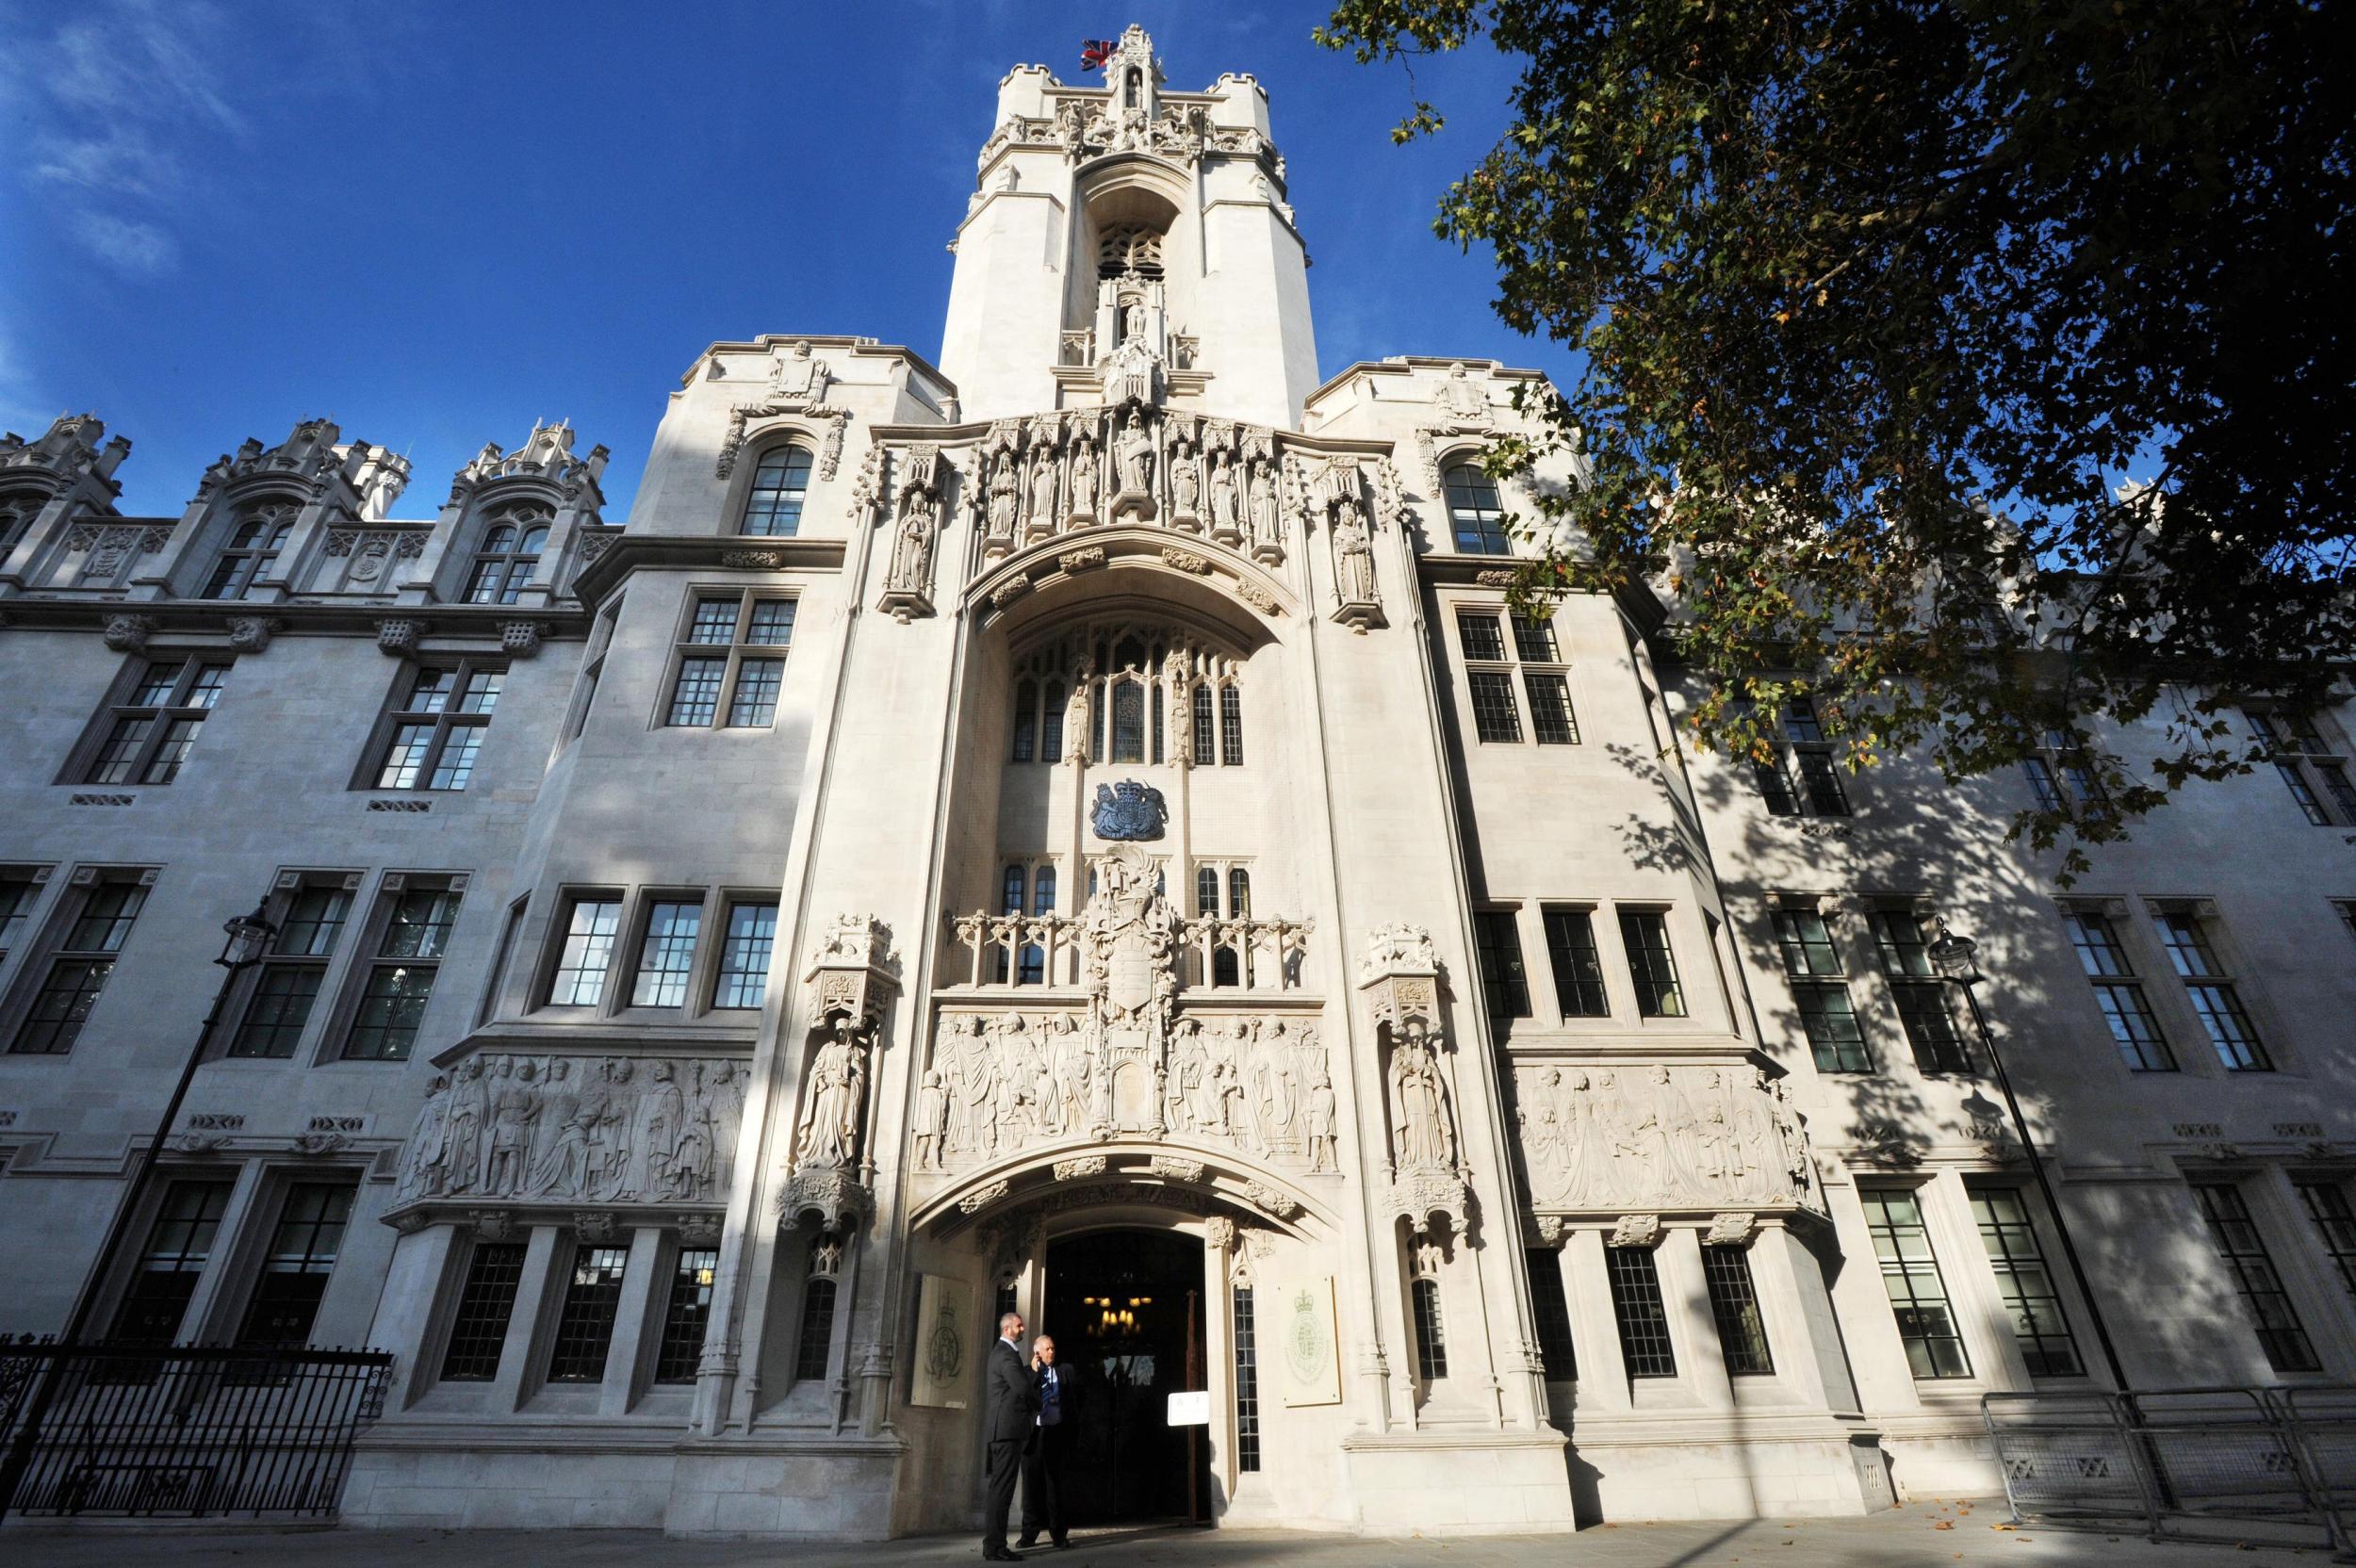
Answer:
6;0;242;279
67;212;177;277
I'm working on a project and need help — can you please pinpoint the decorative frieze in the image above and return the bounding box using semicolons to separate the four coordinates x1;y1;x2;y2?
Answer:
393;1052;748;1209
1513;1063;1824;1214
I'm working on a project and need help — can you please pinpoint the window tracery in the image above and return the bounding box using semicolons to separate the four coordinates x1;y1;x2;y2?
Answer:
1097;225;1165;281
1005;618;1246;767
203;505;297;599
465;505;551;605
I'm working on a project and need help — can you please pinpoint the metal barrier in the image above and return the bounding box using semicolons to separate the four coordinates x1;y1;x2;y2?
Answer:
1985;1384;2356;1550
0;1338;393;1519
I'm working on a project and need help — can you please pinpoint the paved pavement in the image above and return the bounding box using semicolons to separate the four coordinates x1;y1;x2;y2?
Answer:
2;1503;2337;1566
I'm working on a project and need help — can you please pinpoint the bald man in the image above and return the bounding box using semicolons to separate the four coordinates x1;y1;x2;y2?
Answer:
981;1312;1037;1560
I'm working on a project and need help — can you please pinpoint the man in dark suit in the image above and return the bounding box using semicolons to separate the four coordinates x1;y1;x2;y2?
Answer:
1017;1332;1073;1549
981;1311;1037;1560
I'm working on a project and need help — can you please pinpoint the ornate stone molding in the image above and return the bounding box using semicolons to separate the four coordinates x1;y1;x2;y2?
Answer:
1053;1155;1108;1181
103;613;156;654
958;1180;1011;1215
226;615;283;654
1058;547;1105;573
499;620;544;658
1147;1156;1205;1183
1610;1214;1662;1249
715;393;851;482
1705;1211;1759;1247
777;1165;875;1234
375;617;426;656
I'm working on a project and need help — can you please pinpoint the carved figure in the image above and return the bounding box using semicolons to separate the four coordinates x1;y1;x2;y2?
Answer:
1028;449;1059;531
1070;433;1099;520
1333;498;1379;605
1064;660;1094;764
795;1013;869;1169
1208;452;1240;538
529;1060;588;1196
1247;458;1279;547
444;1058;490;1194
1306;1070;1338;1173
1388;1019;1456;1170
398;1074;451;1200
914;1069;948;1170
889;489;936;592
1438;361;1490;419
1170;445;1200;518
1117;410;1154;494
988;457;1019;540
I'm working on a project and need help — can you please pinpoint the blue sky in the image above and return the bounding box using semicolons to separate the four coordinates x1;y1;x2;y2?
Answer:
0;1;1574;520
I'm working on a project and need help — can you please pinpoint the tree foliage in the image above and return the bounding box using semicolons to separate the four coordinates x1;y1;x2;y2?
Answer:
1319;0;2354;876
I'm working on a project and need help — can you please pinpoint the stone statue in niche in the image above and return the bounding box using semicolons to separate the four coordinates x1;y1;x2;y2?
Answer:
1247;458;1281;555
1306;1070;1338;1172
1064;660;1094;764
1333;497;1379;606
1208;451;1241;544
914;1069;949;1170
794;1011;871;1169
1387;1018;1458;1171
987;455;1020;545
1069;431;1100;524
1117;410;1155;496
1165;651;1193;760
1028;449;1060;536
1170;440;1201;524
888;487;937;594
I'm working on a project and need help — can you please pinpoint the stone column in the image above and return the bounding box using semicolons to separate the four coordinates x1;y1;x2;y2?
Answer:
1918;1169;2027;1388
1747;1222;1862;1412
1659;1227;1735;1411
375;1222;460;1411
598;1226;666;1417
491;1224;562;1413
1565;1229;1631;1411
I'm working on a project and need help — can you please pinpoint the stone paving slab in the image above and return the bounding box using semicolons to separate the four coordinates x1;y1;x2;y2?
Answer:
1;1503;2335;1567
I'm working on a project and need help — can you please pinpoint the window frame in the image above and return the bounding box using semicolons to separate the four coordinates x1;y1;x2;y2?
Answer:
224;873;365;1061
1540;906;1612;1021
1774;904;1873;1073
360;659;506;793
0;864;59;974
332;874;466;1063
462;506;552;606
2248;707;2356;826
738;442;815;538
1616;907;1688;1020
663;589;796;731
1750;696;1853;818
1472;907;1532;1023
7;868;155;1056
199;508;296;601
69;654;234;788
2191;1182;2320;1374
1859;1185;1973;1380
2150;903;2273;1071
1442;460;1512;555
1868;907;1973;1075
1453;604;1583;749
2062;906;2176;1072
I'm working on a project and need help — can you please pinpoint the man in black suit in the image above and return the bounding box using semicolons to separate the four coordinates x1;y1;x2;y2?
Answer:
981;1311;1037;1560
1017;1332;1073;1550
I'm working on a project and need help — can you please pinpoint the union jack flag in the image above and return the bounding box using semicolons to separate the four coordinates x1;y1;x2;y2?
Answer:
1081;38;1118;71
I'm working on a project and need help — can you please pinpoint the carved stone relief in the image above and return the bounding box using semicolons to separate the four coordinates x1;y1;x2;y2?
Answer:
394;1053;747;1208
1513;1064;1824;1214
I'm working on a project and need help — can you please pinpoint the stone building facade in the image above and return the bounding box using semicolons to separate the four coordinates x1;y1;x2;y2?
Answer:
4;24;2355;1539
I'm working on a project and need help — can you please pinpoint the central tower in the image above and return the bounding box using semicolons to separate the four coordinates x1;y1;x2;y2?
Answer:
938;25;1319;430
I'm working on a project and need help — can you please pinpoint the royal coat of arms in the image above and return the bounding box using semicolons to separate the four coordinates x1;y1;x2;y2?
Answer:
1090;779;1168;841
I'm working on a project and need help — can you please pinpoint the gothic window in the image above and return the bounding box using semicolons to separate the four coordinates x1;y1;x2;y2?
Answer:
202;510;294;599
1541;907;1610;1018
1192;685;1215;765
1869;910;1971;1073
1411;1277;1448;1380
1774;906;1871;1072
109;1179;232;1343
1020;866;1055;985
343;881;461;1060
83;658;230;786
1702;1245;1774;1375
0;489;39;553
464;508;550;605
2248;709;2356;826
1606;1245;1677;1377
369;661;502;791
666;593;794;729
742;445;813;537
1472;909;1531;1021
713;899;778;1009
1226;867;1251;919
439;1240;527;1380
2065;908;2173;1070
1219;685;1244;765
12;874;149;1055
654;1247;719;1383
1617;910;1686;1018
1098;223;1164;280
1859;1187;1971;1378
2192;1183;2318;1373
235;1182;355;1348
2154;906;2269;1070
230;881;353;1058
1111;677;1146;762
1233;1284;1262;1471
546;1243;631;1382
1195;867;1219;919
794;1274;839;1382
1444;463;1510;555
1041;679;1065;762
1012;679;1037;761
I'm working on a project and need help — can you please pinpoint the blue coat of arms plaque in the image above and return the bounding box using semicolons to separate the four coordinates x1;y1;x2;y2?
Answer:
1090;780;1168;841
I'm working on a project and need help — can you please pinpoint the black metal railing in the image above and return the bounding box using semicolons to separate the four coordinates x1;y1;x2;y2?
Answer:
0;1337;392;1519
1986;1383;2356;1551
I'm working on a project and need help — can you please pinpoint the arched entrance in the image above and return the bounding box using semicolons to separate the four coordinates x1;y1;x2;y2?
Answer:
1040;1227;1210;1525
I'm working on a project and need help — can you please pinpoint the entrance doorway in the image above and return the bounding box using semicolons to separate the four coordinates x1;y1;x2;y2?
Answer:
1040;1228;1209;1525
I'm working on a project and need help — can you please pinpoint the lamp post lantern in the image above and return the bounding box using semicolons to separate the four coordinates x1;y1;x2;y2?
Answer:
1927;922;2133;1392
0;899;279;1517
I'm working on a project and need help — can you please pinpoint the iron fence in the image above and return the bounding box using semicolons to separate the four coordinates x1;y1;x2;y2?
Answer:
1985;1383;2356;1550
0;1337;392;1519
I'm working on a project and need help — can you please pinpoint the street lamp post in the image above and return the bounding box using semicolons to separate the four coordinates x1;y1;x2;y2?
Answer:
0;901;278;1519
1926;922;2134;1393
